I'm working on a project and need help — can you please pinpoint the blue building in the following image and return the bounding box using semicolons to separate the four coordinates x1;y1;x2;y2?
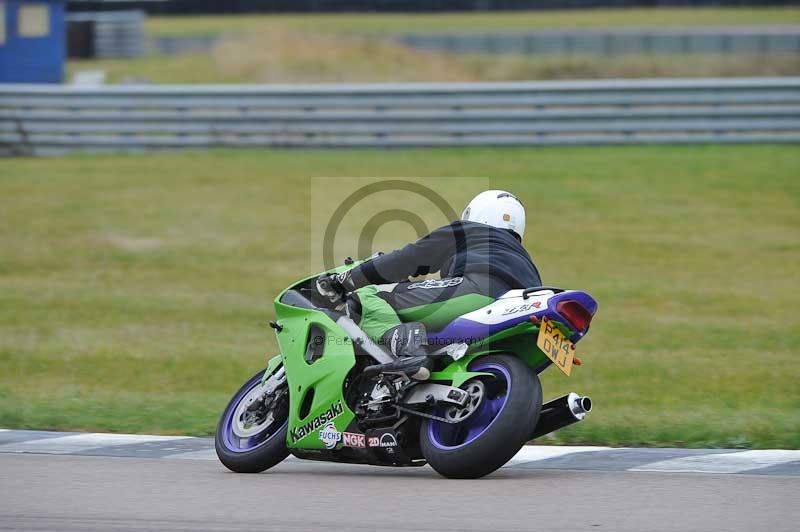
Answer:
0;0;66;83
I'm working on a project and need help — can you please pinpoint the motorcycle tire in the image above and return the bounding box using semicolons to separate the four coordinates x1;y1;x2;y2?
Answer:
420;354;542;479
215;367;290;473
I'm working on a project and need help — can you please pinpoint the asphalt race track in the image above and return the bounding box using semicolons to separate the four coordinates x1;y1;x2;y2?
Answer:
1;430;798;532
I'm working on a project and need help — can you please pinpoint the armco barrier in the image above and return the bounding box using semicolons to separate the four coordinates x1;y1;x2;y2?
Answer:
67;11;145;59
1;78;799;155
397;27;800;55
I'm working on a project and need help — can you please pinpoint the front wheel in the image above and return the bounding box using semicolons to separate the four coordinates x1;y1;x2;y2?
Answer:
420;355;542;479
215;365;290;473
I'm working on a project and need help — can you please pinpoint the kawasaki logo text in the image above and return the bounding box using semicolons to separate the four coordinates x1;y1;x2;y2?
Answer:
290;401;344;442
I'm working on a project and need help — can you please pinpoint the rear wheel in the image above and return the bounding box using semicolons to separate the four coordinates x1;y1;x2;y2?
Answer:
420;355;541;479
215;365;290;473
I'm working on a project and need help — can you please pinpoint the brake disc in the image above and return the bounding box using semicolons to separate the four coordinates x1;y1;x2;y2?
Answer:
231;369;286;438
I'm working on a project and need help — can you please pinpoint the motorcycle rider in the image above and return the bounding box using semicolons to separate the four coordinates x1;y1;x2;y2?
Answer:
316;190;541;381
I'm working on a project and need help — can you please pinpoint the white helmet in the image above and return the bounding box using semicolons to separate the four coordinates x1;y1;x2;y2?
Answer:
461;190;526;239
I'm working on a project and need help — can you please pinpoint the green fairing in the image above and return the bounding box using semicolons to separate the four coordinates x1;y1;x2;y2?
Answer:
273;297;357;450
355;287;494;341
397;293;495;331
429;355;492;388
430;321;551;386
272;263;557;450
469;321;550;370
261;354;284;384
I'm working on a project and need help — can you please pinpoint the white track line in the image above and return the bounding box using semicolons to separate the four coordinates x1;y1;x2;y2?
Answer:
508;444;612;466
630;449;800;474
0;432;191;455
169;449;218;460
2;430;798;475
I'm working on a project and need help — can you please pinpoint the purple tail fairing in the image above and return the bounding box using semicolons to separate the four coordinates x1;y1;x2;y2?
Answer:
427;290;597;346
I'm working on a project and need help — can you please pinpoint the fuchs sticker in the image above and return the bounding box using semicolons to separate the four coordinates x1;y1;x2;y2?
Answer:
318;422;342;449
367;436;380;447
290;401;344;443
407;278;463;290
379;433;398;448
342;432;365;448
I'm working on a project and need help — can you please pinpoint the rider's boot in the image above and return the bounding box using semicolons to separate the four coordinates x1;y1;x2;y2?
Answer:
364;323;432;381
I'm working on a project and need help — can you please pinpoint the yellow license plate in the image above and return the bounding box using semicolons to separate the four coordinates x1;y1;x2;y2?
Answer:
536;316;575;376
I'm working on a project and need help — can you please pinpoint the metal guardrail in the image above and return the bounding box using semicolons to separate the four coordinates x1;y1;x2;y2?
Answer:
1;78;799;155
142;26;800;59
151;35;221;56
397;27;800;55
67;11;145;59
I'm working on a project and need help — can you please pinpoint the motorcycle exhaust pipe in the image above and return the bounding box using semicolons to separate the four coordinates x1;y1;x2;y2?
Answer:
530;392;592;440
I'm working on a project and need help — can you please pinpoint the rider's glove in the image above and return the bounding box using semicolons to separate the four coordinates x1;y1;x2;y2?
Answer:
316;273;347;303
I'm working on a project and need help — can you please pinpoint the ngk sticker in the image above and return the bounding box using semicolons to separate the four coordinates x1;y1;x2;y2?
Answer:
343;432;365;449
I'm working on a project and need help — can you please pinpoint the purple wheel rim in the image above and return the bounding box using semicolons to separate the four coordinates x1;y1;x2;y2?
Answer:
427;361;511;450
221;371;287;454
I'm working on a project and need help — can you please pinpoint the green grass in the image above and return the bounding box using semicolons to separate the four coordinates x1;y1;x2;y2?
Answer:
145;8;800;36
1;145;799;448
66;7;800;84
67;51;800;85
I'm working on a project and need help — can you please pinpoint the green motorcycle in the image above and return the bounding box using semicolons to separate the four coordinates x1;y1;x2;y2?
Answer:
216;258;597;479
